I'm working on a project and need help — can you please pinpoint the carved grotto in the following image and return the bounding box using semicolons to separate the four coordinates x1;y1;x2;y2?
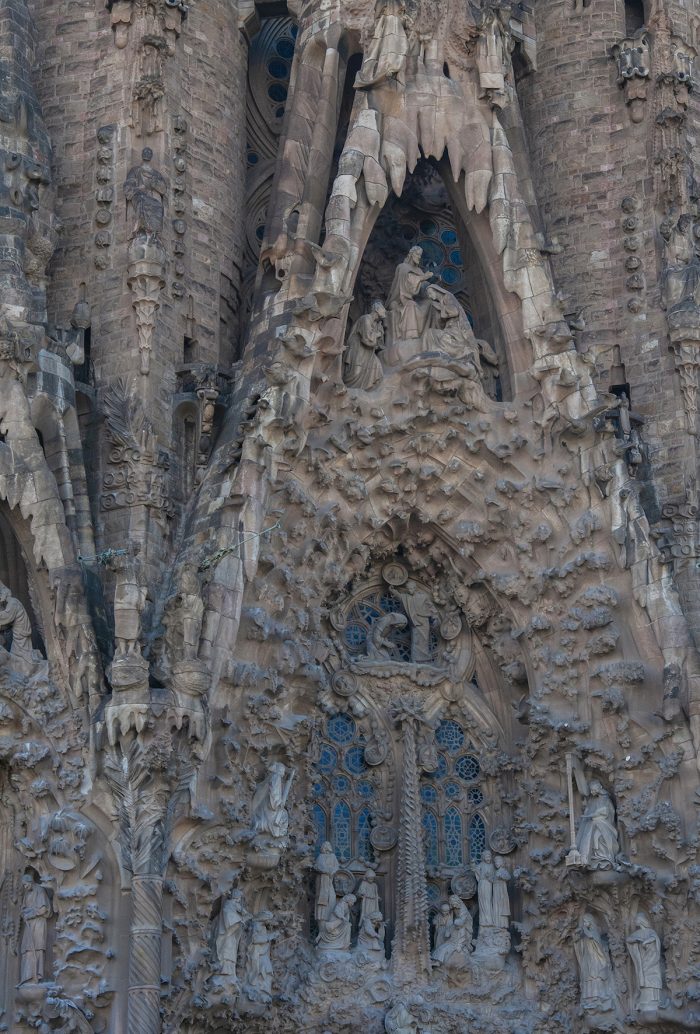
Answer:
1;0;700;1031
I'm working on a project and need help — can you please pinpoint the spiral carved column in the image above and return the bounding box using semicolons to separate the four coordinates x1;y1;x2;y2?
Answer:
128;872;164;1034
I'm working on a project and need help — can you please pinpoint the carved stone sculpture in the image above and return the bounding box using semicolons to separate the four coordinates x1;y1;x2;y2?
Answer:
18;873;51;986
574;781;620;869
124;148;168;240
314;841;340;923
316;893;355;956
357;909;386;963
627;914;663;1011
215;888;249;980
354;0;409;89
384;1001;418;1034
574;914;617;1015
431;895;473;964
244;915;275;1002
109;545;147;658
251;761;293;844
357;868;380;927
344;301;386;390
0;581;37;669
474;849;497;927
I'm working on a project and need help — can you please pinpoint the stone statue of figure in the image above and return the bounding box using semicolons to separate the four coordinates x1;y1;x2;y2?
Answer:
0;581;36;666
493;856;511;930
658;662;683;723
392;579;438;664
314;842;339;923
316;893;356;955
343;301;386;390
110;544;147;658
357;909;386;962
19;873;51;985
244;914;275;1003
124;147;168;240
385;247;434;356
474;849;497;928
384;1001;418;1034
215;888;249;980
432;895;473;963
357;868;380;926
660;213;700;313
251;761;294;841
575;781;620;869
176;565;205;661
424;286;481;368
476;6;510;103
627;914;663;1010
574;914;617;1014
354;0;409;90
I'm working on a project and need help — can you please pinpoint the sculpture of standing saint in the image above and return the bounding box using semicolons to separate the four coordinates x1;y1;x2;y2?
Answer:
357;909;386;963
354;0;409;90
357;868;380;926
574;914;617;1014
18;872;51;985
251;761;294;842
627;914;663;1011
344;301;386;390
314;842;339;923
575;781;620;869
215;888;249;980
493;856;511;931
474;849;497;928
110;544;147;658
124;147;168;240
385;247;434;360
392;579;438;664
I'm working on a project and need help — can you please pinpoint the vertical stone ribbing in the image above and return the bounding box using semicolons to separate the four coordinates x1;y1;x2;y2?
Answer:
128;873;164;1034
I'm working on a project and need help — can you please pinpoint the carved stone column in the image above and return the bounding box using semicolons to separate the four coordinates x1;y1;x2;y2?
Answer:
390;698;431;981
668;309;700;435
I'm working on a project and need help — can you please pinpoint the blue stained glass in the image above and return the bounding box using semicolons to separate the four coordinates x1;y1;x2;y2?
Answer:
290;23;298;37
255;225;265;241
357;807;374;862
441;228;458;245
469;814;486;862
327;714;356;745
345;746;367;775
421;785;438;804
344;623;367;650
445;780;461;799
317;745;337;774
312;781;325;797
357;781;374;798
268;58;290;79
425;754;447;780
422;810;439;866
276;38;295;59
426;882;441;903
449;249;463;265
275;106;285;118
247;150;259;166
435;720;464;754
267;83;288;102
420;219;438;236
441;266;460;285
444;807;463;866
333;801;351;863
455;755;480;782
379;594;403;613
332;775;350;793
313;804;327;852
467;786;484;807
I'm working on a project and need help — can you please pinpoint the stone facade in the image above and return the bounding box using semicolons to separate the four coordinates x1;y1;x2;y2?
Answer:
1;0;700;1031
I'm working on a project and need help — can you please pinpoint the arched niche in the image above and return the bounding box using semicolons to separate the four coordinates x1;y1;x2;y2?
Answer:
172;400;199;509
0;504;45;654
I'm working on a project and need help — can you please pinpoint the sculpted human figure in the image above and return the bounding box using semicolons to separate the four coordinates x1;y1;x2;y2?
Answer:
244;915;275;1002
432;895;473;963
432;903;452;958
574;914;617;1014
393;579;438;664
575;781;620;869
215;888;249;980
367;611;408;660
316;893;356;955
251;761;294;841
493;856;511;930
474;849;496;928
344;301;386;390
357;909;386;962
384;1001;418;1034
357;868;380;926
354;0;409;89
385;247;434;356
314;842;339;923
0;581;36;665
110;544;147;658
124;147;168;239
19;873;51;985
627;914;663;1010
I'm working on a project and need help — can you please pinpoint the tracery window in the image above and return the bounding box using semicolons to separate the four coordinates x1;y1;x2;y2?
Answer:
342;587;438;663
420;718;486;870
312;713;378;865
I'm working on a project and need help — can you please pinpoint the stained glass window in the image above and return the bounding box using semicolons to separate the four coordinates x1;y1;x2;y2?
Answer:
423;810;439;866
420;719;486;871
313;714;378;864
